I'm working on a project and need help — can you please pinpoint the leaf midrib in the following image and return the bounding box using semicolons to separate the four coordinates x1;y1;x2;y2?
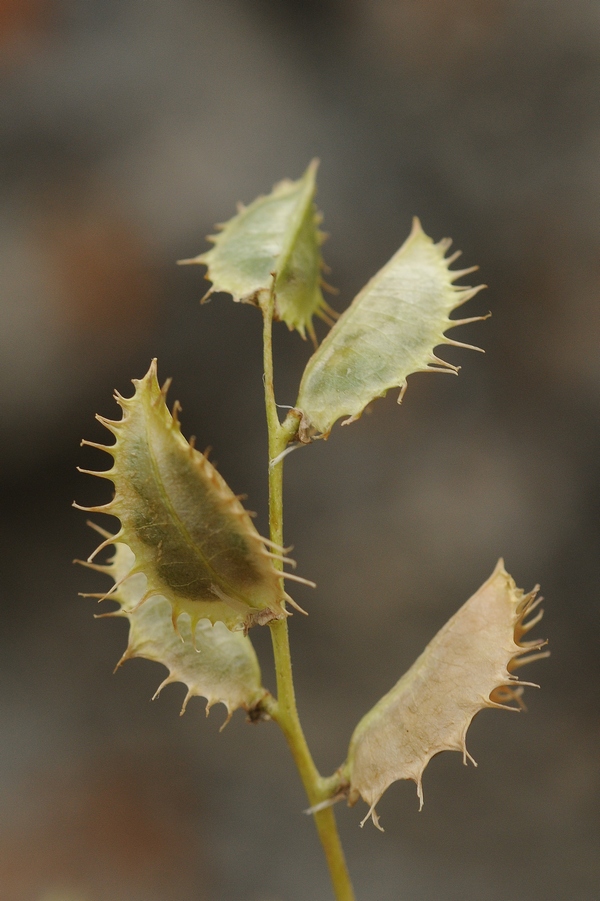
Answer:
142;417;257;609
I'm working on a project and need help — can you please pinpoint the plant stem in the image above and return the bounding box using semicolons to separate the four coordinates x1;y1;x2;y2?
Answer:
261;288;356;901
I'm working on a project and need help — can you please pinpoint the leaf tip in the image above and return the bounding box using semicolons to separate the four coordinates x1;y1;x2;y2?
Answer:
176;253;207;266
410;215;423;236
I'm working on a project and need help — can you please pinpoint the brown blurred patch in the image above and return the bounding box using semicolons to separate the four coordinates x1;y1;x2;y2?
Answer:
349;0;508;73
0;0;56;63
0;752;208;901
37;197;160;344
493;208;600;401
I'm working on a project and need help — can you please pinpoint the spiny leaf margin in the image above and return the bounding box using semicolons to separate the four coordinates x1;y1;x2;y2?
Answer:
85;533;266;720
344;560;548;829
76;360;296;634
179;160;336;341
296;218;487;438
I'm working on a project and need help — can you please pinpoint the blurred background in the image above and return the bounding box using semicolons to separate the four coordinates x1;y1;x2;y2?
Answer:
1;1;599;899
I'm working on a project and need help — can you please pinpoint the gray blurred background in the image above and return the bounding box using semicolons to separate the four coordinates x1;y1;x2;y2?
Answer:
0;1;598;899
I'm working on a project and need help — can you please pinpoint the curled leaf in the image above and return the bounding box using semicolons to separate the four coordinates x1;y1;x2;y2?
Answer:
89;536;265;719
179;160;336;341
296;218;487;438
76;360;298;633
345;560;548;829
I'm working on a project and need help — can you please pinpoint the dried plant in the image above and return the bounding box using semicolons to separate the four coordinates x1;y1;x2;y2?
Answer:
77;162;548;901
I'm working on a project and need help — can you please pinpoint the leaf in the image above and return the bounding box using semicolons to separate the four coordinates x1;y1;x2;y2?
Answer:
344;560;548;829
76;360;301;633
295;218;487;438
89;536;265;719
179;160;336;341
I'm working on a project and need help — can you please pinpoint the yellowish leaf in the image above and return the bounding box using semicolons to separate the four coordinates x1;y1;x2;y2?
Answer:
180;160;336;341
296;218;487;438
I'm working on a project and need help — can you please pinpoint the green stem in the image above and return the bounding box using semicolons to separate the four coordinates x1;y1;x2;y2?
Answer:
261;288;356;901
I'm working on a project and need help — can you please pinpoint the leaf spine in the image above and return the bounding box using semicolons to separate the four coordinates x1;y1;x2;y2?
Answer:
77;466;115;480
443;338;485;353
450;313;491;327
283;594;308;616
264;551;296;567
450;284;487;308
74;558;112;575
80;439;114;453
281;572;317;588
450;265;479;281
72;501;114;515
94;414;121;434
152;675;175;700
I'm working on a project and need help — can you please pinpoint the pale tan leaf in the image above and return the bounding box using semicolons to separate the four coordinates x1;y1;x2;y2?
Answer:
345;560;548;829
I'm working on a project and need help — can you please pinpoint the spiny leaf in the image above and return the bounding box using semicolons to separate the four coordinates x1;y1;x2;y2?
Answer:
89;536;265;719
344;560;548;830
179;160;336;341
76;360;302;633
295;218;487;438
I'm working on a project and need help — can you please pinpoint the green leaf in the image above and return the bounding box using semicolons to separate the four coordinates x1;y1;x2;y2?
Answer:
295;219;487;438
344;561;548;829
90;537;265;719
76;360;302;633
179;160;336;341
